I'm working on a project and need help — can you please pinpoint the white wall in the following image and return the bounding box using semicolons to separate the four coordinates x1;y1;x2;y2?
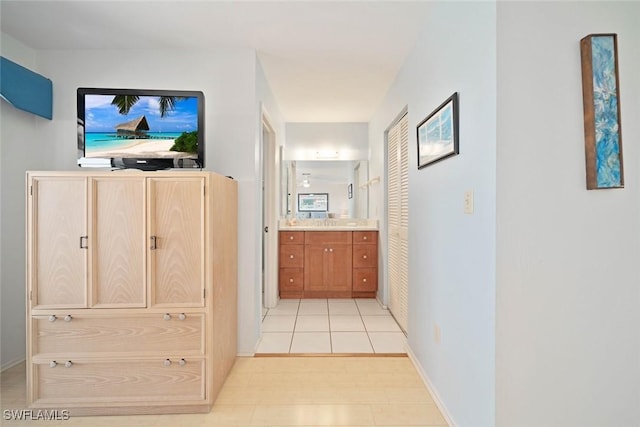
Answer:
0;46;267;358
284;122;368;161
0;33;54;369
496;2;640;426
369;2;496;426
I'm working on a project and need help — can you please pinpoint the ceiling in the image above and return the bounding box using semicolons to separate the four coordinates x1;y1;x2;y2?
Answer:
0;1;431;122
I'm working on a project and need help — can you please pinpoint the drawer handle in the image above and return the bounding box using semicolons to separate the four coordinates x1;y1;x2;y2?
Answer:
363;278;367;283
179;358;186;367
164;359;171;367
64;361;73;368
48;315;57;322
163;313;171;321
178;313;186;321
49;361;57;368
289;255;294;259
289;278;294;283
289;236;294;240
79;235;88;249
363;236;368;240
150;236;158;250
64;315;72;322
363;255;367;259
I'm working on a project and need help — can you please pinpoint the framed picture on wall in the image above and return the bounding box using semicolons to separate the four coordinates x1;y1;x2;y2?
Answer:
298;193;329;212
417;92;459;169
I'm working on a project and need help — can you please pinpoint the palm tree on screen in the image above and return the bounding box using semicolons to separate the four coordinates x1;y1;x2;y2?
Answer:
111;95;184;118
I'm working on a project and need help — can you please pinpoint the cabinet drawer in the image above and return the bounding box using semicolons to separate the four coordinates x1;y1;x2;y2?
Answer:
33;314;204;356
353;245;377;268
279;231;304;244
353;268;378;292
279;268;304;292
32;358;204;405
353;231;377;244
304;231;352;245
279;244;304;268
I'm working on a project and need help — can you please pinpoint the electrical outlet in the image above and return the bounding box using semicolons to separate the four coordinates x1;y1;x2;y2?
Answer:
464;190;474;214
434;323;441;344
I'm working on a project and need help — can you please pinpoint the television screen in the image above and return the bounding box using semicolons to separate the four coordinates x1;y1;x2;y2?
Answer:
77;88;204;170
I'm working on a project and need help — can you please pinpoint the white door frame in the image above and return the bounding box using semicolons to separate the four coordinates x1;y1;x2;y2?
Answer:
261;110;279;309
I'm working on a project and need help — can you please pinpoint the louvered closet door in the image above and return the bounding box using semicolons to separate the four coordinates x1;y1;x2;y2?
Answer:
387;113;409;332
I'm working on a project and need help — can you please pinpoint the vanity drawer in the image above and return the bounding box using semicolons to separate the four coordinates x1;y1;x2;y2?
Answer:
279;231;304;245
353;268;377;292
304;231;352;245
33;313;204;356
279;244;304;268
353;245;377;269
32;358;205;405
353;231;377;244
279;268;304;292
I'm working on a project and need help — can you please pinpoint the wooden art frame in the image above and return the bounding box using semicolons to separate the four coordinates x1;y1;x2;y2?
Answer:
580;33;623;189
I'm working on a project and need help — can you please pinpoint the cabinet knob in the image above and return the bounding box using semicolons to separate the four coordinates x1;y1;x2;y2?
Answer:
179;358;186;367
163;313;171;321
363;236;368;240
289;236;294;240
363;278;367;283
64;361;73;368
178;313;186;321
329;248;333;252
49;361;57;368
363;255;367;259
289;278;294;283
289;254;294;259
64;315;72;322
324;248;328;252
48;315;57;322
164;359;171;367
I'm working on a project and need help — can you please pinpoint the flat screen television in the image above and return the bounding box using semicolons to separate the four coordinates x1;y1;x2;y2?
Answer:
77;88;204;170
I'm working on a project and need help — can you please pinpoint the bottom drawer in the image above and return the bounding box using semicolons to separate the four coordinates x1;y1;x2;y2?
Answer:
31;358;204;405
353;268;378;292
279;268;304;292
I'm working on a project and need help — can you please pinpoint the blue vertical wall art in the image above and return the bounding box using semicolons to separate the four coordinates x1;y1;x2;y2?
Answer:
580;34;623;189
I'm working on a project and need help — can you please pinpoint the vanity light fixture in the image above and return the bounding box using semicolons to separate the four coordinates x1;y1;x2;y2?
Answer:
315;150;339;159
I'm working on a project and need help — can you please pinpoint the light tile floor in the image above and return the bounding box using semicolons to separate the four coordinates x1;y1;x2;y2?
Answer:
257;298;407;354
1;357;449;426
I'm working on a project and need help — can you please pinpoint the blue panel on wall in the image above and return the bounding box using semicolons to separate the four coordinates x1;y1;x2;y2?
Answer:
0;56;52;120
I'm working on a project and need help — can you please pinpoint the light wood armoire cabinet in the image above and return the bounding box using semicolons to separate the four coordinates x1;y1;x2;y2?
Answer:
26;171;237;416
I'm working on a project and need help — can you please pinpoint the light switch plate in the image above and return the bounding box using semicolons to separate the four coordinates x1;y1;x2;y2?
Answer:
464;190;474;214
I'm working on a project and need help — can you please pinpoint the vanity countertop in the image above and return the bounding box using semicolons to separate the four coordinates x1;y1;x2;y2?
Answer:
278;218;378;231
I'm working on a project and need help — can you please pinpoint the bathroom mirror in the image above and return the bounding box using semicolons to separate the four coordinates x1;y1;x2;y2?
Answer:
281;160;368;219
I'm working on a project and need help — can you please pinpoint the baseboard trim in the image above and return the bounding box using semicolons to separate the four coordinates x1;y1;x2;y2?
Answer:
406;346;456;427
1;357;25;372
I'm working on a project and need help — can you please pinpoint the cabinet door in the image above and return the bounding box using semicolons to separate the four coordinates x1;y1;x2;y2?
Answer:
90;177;146;308
304;244;327;292
326;244;352;292
30;177;88;309
148;177;205;307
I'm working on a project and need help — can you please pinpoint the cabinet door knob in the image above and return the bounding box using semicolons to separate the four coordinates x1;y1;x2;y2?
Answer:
363;255;367;259
363;278;367;282
178;313;186;321
329;248;333;252
64;315;72;322
150;236;158;250
49;361;57;368
164;359;171;367
64;361;73;368
179;358;186;367
324;248;328;252
79;235;88;249
289;236;294;240
289;278;294;283
163;313;171;321
48;315;57;322
363;236;368;240
289;254;294;259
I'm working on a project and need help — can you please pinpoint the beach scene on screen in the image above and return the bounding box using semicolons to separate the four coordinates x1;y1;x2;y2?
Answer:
83;94;199;159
